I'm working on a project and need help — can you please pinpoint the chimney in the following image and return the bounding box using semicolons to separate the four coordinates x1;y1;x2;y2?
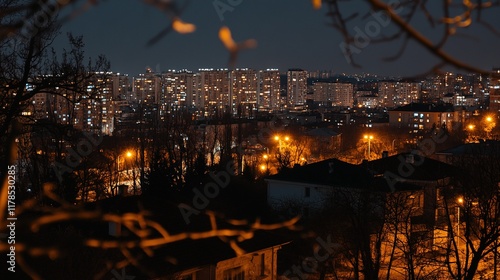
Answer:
382;151;389;158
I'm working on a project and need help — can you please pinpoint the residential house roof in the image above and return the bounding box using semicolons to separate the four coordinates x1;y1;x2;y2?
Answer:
437;140;500;156
363;152;458;181
266;158;372;189
266;154;458;192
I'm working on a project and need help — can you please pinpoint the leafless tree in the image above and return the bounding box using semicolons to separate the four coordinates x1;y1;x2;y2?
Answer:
434;150;500;280
323;0;500;76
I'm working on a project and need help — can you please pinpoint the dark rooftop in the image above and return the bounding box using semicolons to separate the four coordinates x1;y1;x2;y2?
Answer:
266;154;459;192
437;140;500;156
363;152;459;181
266;158;372;189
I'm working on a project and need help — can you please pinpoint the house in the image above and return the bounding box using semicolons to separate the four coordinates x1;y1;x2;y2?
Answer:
90;195;291;280
266;153;458;231
265;158;374;215
433;140;500;164
150;232;288;280
362;153;459;229
388;103;465;133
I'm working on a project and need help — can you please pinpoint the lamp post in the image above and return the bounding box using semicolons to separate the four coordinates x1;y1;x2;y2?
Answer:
117;151;133;188
274;135;290;152
457;197;464;255
364;134;373;159
484;115;496;139
263;154;269;171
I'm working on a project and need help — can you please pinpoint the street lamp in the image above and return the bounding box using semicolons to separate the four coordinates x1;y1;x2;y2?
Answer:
117;150;133;188
484;115;496;139
364;134;373;159
274;135;290;152
263;154;270;171
457;197;464;252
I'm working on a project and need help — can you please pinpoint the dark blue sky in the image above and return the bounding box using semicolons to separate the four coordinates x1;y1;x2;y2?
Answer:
54;0;500;76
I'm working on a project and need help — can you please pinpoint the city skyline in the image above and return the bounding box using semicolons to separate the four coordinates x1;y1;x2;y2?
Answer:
53;1;500;77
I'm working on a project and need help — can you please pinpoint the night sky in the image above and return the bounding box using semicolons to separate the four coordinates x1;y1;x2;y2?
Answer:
54;0;500;76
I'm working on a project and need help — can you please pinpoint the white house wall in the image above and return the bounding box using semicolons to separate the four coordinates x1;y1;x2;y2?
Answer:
267;179;331;211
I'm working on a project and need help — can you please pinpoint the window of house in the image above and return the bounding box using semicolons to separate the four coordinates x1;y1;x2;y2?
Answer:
223;267;244;280
305;187;310;197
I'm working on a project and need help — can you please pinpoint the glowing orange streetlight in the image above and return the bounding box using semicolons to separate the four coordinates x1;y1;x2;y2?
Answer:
457;196;464;249
274;135;291;152
117;150;133;187
364;134;374;159
262;154;270;171
467;124;475;131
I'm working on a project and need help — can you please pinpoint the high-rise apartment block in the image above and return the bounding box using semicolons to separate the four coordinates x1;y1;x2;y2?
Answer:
378;81;421;107
257;69;281;112
287;69;308;107
312;82;353;107
133;68;161;104
232;68;258;116
198;68;232;116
